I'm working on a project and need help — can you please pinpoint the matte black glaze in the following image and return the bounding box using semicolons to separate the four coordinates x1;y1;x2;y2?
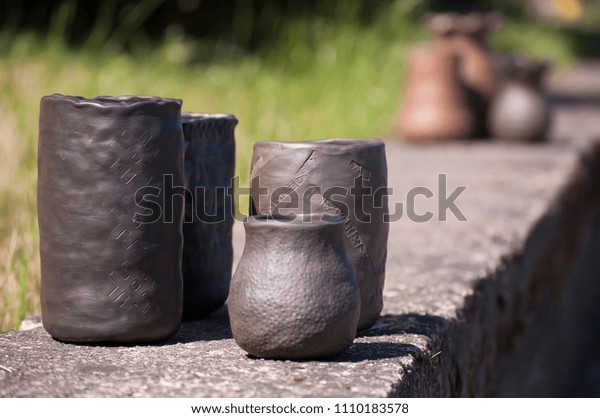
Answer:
181;113;237;320
228;215;360;360
38;94;184;343
249;138;389;330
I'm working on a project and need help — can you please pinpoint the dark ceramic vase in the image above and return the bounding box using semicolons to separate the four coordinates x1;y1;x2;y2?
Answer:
249;138;388;331
488;57;552;142
228;215;360;360
181;113;237;320
38;94;185;343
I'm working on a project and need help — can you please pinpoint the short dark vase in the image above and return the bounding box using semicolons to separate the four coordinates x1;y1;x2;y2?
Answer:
38;94;185;343
181;113;237;320
228;215;360;360
249;138;388;331
488;57;552;142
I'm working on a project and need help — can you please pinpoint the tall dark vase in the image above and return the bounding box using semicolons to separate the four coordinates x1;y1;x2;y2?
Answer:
38;94;185;343
249;138;389;331
181;113;237;320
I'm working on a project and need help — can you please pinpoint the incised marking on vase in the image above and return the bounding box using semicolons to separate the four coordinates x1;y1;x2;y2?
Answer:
270;150;318;208
250;144;283;178
317;194;369;259
350;160;372;181
108;130;158;186
108;261;158;313
108;196;152;250
104;129;159;303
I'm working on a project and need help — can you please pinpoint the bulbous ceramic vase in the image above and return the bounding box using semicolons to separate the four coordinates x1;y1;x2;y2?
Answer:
228;215;360;360
181;113;237;320
38;94;185;343
249;138;388;331
488;57;552;142
397;44;475;141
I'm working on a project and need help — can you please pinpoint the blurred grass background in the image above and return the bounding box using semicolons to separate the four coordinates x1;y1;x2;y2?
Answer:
0;0;597;331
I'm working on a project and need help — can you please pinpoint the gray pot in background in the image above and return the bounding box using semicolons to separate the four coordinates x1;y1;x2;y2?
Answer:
228;215;360;360
181;113;237;320
38;94;185;343
488;56;552;142
249;138;389;331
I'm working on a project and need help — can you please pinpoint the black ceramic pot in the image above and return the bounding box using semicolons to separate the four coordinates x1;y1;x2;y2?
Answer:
181;113;237;320
249;138;388;331
228;215;360;360
38;94;185;343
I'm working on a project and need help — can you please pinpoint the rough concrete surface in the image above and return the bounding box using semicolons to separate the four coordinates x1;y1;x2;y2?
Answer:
1;64;600;397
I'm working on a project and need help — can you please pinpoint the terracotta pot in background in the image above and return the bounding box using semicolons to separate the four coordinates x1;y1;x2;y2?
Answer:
181;113;237;320
228;215;360;360
38;94;184;343
425;12;502;136
397;44;475;141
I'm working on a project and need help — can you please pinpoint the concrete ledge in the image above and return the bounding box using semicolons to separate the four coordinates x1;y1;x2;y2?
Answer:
1;65;600;397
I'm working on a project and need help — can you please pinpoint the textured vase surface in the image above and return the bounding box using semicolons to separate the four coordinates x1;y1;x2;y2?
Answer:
38;94;185;343
249;138;388;330
228;215;360;360
181;113;237;320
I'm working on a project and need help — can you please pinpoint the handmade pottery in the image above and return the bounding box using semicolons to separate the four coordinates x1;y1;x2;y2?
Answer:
425;12;501;136
488;57;552;142
181;113;237;320
249;138;388;330
228;215;360;359
397;44;475;141
38;94;185;343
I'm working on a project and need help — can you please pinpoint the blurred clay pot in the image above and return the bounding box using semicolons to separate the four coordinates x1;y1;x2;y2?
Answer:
397;44;475;141
38;94;184;344
181;113;237;320
488;57;552;142
228;214;360;360
425;12;501;99
425;12;502;136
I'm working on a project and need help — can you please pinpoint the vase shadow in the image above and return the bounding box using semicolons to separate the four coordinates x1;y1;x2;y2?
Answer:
331;313;449;363
164;306;233;344
48;307;233;348
358;313;449;338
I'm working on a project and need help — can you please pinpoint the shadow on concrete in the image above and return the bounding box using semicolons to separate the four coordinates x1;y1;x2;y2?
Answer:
329;313;450;363
359;313;448;338
52;311;451;354
166;312;451;356
166;307;233;344
333;342;426;362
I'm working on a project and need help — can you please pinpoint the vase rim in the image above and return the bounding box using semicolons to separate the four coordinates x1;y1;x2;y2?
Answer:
244;214;345;227
41;94;182;109
254;138;384;150
181;112;238;122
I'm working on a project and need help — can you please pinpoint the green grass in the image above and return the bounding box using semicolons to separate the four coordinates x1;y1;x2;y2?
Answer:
0;7;580;332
